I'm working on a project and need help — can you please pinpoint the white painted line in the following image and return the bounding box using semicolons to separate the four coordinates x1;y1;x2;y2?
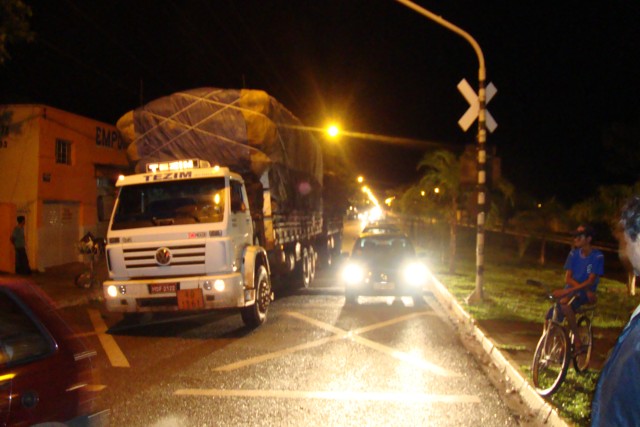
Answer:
287;311;458;377
174;388;480;404
88;309;130;368
214;335;344;372
349;334;459;377
351;311;435;334
215;310;458;377
284;311;347;335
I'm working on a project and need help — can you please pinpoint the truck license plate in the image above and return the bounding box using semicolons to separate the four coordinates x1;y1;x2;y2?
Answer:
148;283;178;294
177;288;205;310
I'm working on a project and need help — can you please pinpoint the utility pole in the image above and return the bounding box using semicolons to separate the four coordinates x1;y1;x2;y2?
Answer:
395;0;487;303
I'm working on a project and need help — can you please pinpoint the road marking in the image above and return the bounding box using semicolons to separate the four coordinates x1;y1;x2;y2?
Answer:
350;311;437;335
214;334;344;372
174;388;480;403
289;311;458;377
88;309;130;368
215;310;458;377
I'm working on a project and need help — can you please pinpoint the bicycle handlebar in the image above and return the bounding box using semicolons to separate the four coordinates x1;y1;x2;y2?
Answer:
526;279;583;303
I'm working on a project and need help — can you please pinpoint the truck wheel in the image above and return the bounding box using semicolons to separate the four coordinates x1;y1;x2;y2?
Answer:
241;265;271;328
294;247;311;288
308;246;316;283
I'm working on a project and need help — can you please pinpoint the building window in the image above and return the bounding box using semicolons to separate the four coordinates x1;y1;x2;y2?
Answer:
55;139;72;165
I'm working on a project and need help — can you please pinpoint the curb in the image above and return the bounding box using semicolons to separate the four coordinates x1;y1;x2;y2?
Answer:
428;275;570;427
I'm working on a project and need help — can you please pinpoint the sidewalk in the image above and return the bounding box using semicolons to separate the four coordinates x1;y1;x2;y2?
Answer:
23;262;586;426
28;262;105;308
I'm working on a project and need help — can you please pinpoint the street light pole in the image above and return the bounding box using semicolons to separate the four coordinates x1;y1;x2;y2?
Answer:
395;0;486;302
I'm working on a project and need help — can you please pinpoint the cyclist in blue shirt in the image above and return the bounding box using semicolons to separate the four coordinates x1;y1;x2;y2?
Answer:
552;224;604;350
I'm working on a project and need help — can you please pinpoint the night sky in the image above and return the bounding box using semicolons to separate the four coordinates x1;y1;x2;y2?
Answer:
2;1;640;205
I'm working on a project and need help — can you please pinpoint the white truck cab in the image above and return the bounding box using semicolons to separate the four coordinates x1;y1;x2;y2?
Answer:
103;159;271;327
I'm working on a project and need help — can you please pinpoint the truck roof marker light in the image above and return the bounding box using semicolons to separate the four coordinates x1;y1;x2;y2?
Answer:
145;159;210;173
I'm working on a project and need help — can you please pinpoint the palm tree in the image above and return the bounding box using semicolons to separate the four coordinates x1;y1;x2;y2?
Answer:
491;177;516;232
512;198;568;265
415;150;462;273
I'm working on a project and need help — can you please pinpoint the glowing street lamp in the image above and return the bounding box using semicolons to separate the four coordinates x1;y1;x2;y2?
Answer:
327;124;340;138
357;175;364;183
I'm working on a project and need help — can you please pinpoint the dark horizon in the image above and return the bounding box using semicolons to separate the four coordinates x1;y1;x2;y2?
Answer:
2;1;639;205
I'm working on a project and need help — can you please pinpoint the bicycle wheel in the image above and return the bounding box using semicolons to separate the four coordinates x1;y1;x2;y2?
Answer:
75;271;93;289
573;316;593;372
531;323;570;396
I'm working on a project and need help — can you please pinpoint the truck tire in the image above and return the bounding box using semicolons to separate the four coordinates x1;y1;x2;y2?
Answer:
308;246;316;283
294;247;312;288
241;265;271;328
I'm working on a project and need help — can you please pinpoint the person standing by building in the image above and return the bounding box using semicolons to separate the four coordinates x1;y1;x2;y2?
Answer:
10;215;31;275
591;197;640;426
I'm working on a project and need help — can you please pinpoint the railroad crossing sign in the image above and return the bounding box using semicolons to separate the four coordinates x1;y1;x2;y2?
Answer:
457;78;498;133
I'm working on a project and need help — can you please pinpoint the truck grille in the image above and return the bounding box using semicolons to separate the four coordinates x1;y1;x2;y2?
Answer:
123;244;206;269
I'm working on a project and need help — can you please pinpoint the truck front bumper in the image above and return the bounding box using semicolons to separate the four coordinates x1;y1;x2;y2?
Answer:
103;272;251;313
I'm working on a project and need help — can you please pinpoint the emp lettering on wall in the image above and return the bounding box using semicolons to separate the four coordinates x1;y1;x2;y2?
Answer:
95;127;126;149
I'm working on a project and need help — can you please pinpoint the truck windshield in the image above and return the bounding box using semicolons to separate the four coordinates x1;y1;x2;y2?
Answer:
111;177;226;230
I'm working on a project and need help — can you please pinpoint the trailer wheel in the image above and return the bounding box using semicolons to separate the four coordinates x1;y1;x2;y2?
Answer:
241;265;271;328
308;246;316;283
323;237;334;268
294;246;312;288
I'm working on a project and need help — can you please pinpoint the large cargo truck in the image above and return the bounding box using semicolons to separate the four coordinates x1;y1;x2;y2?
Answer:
102;88;344;327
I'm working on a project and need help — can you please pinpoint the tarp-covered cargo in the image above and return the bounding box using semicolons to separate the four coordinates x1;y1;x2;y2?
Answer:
116;88;323;213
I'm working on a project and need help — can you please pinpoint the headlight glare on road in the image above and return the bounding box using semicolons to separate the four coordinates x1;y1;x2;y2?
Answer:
342;263;365;286
403;262;429;287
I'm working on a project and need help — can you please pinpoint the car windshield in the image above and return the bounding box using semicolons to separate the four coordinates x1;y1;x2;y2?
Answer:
352;235;415;258
362;222;400;234
111;177;226;230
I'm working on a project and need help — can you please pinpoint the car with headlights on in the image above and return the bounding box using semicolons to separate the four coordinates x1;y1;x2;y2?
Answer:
0;276;107;426
340;232;429;304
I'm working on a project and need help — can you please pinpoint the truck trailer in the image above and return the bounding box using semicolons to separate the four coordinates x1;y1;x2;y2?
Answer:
102;88;344;327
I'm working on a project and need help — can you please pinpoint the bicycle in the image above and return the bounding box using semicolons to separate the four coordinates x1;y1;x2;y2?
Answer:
75;237;106;289
527;279;596;397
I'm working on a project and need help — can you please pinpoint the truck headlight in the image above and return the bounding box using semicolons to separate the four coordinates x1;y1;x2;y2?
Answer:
342;263;365;286
214;279;225;292
107;285;118;297
403;262;429;287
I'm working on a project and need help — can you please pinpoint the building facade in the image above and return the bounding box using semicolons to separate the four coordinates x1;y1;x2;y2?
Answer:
0;105;130;272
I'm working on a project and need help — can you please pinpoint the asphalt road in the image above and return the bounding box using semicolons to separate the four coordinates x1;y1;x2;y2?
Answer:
60;252;524;426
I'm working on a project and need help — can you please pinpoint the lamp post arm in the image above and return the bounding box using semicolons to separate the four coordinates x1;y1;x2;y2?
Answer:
394;0;485;82
395;0;488;303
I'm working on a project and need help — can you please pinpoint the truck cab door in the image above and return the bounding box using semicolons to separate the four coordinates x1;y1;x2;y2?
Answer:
229;180;252;265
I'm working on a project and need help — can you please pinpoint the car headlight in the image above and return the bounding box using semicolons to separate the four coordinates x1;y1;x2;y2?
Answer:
403;262;429;287
342;263;365;286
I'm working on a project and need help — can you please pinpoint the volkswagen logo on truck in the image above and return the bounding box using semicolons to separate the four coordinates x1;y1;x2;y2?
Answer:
156;247;172;265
